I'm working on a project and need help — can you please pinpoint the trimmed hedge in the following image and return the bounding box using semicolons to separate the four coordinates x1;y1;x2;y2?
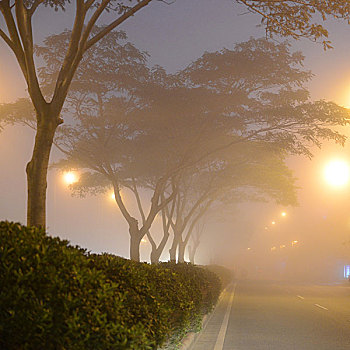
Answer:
204;264;234;290
0;221;222;350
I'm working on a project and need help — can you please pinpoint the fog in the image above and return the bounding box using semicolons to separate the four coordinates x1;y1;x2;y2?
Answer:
1;0;350;284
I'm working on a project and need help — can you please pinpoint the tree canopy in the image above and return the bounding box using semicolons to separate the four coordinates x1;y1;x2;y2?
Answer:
49;35;349;261
237;0;350;49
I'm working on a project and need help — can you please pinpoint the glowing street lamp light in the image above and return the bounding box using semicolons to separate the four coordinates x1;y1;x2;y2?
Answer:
63;171;78;185
271;221;276;225
281;212;287;217
292;240;298;247
110;189;125;202
324;159;350;188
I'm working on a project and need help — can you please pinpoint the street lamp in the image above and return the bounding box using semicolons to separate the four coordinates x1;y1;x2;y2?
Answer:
324;159;350;188
63;171;78;185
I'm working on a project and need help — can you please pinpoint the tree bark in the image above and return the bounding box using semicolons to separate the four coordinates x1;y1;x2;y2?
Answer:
129;228;141;262
150;231;169;264
189;245;195;264
26;112;59;228
189;240;200;264
169;234;178;262
129;219;142;261
178;241;186;263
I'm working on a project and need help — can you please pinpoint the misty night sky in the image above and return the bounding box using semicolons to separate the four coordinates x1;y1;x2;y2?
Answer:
1;0;350;266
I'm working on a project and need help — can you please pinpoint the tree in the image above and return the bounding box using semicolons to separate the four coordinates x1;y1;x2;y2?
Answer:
188;214;207;264
0;0;153;228
179;38;350;158
9;36;349;261
237;0;350;50
48;41;184;261
1;0;350;228
165;141;299;263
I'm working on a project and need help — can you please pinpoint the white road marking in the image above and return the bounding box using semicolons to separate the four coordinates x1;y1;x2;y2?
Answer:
315;303;328;310
213;283;237;350
297;295;305;300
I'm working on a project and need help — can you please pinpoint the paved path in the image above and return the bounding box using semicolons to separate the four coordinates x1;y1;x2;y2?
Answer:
191;280;350;350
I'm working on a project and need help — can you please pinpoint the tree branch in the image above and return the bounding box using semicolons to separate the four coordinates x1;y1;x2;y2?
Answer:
0;27;14;50
15;0;47;111
0;2;27;79
84;0;153;52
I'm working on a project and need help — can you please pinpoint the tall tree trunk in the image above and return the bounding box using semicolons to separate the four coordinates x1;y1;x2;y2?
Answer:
189;240;200;264
130;232;141;262
178;241;186;263
189;245;195;264
169;235;178;263
150;231;169;264
26;114;58;228
129;219;141;262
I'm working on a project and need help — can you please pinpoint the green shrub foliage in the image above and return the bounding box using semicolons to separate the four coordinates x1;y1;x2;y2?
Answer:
0;222;222;350
204;264;234;290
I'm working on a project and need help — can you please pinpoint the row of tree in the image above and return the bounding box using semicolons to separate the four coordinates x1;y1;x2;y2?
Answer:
1;0;350;231
2;29;349;262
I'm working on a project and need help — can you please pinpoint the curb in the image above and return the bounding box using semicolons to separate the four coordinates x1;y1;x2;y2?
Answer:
179;313;210;350
179;287;228;350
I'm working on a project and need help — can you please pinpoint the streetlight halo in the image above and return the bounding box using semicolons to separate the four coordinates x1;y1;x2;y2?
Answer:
324;159;350;188
63;171;78;185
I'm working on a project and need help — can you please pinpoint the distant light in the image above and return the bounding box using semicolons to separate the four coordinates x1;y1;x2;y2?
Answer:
271;246;277;251
271;221;276;225
344;265;350;279
292;240;298;247
110;192;116;200
264;226;269;230
141;238;147;243
324;159;350;188
281;212;287;217
280;245;286;249
63;171;78;185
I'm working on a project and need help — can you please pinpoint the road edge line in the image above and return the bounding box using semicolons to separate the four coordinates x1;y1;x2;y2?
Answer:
213;283;237;350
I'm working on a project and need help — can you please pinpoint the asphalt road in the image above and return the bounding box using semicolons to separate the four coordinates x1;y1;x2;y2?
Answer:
191;280;350;350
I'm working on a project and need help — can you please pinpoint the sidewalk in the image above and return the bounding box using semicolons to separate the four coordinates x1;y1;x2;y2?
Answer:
183;283;236;350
